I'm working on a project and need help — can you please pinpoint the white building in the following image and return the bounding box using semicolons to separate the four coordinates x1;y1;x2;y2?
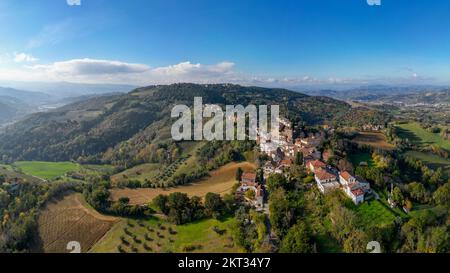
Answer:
339;171;370;205
315;169;340;193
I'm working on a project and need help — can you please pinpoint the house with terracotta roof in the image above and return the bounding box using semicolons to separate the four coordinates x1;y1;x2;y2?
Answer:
279;158;294;170
347;187;365;204
308;160;327;173
241;171;257;185
314;168;340;193
339;171;371;204
238;172;266;209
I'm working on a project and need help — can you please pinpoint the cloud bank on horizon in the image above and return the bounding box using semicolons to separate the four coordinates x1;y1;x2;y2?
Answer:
1;0;450;88
0;57;431;88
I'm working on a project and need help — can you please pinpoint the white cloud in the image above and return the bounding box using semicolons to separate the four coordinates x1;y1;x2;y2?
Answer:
14;52;39;63
28;58;150;75
0;58;236;85
0;57;440;87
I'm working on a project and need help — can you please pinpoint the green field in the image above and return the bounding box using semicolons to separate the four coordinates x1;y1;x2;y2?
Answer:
90;216;242;253
349;152;375;167
111;163;162;185
353;199;399;229
405;151;450;176
14;161;81;180
396;122;450;150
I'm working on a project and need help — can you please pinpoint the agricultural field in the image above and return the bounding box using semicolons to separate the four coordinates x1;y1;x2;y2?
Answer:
14;161;81;180
0;164;44;183
90;216;241;253
396;122;450;150
111;163;162;185
111;142;205;187
405;151;450;176
35;193;118;253
352;132;395;150
110;161;255;205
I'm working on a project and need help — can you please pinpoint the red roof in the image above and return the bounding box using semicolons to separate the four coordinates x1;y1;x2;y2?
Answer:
310;160;326;169
242;172;256;182
340;171;353;181
351;189;364;196
315;169;337;181
280;158;293;166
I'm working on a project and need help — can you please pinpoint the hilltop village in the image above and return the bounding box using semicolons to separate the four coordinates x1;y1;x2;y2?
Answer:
237;117;375;210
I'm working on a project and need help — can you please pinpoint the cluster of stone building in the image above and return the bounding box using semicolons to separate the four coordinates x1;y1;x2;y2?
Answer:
255;117;372;205
308;160;371;204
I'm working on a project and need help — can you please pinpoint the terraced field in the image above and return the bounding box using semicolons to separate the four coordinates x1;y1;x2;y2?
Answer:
352;132;395;150
111;142;204;187
35;193;118;253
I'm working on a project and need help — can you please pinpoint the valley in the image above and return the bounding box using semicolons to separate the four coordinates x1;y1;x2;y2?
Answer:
0;83;448;254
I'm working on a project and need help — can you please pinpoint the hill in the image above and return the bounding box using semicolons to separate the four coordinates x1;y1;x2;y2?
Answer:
376;90;450;106
301;85;447;101
0;83;350;163
0;87;51;124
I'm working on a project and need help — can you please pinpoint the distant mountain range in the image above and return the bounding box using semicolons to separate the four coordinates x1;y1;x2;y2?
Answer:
0;82;136;125
369;90;450;106
300;85;450;102
0;81;136;98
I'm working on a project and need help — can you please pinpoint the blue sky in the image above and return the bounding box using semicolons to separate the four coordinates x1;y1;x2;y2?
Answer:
1;0;450;87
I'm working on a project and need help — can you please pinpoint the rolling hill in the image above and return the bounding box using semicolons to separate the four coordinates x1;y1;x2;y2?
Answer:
0;83;350;163
375;90;450;105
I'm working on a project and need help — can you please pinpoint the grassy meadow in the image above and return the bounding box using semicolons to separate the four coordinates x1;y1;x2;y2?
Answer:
396;122;450;150
405;151;450;176
14;161;81;180
349;152;375;167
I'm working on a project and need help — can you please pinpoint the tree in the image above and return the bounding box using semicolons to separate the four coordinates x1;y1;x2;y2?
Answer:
153;194;169;215
167;192;193;225
245;189;256;200
269;188;293;238
204;192;224;218
0;189;9;209
433;183;450;207
343;230;368;253
236;167;243;181
417;226;449;253
190;196;205;220
256;168;264;183
329;205;356;243
88;186;111;211
392;186;404;205
280;222;312;253
295;152;303;166
408;182;428;203
266;173;289;192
